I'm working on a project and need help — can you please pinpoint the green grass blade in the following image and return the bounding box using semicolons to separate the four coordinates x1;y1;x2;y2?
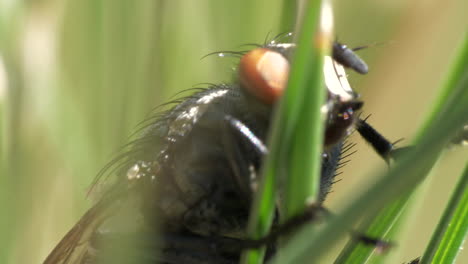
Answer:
278;0;297;32
281;0;332;218
335;158;442;264
334;192;413;264
420;163;468;264
270;29;468;264
242;0;331;263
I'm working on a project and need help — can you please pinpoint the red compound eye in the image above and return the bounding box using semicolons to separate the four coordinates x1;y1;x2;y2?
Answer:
239;48;290;104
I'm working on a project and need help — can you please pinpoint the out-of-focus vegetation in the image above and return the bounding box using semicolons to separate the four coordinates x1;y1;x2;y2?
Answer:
0;0;466;263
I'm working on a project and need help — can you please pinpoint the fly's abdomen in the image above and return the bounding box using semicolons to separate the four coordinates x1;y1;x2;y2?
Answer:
145;94;256;237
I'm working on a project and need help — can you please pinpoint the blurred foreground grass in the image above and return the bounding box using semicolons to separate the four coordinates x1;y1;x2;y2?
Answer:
0;0;466;263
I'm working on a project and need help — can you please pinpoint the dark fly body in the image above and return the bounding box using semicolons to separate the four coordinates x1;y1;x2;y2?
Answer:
44;38;397;264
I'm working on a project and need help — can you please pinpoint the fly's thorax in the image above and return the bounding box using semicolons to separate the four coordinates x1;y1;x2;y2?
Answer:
131;86;263;229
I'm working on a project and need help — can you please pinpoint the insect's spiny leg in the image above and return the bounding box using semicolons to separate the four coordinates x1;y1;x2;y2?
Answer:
224;115;268;155
355;118;396;162
236;204;329;249
235;205;392;254
352;233;393;254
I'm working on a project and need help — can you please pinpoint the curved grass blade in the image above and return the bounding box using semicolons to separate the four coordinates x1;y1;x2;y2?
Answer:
420;163;468;264
334;192;414;264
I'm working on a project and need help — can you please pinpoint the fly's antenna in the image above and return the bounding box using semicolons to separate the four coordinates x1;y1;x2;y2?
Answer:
352;41;387;52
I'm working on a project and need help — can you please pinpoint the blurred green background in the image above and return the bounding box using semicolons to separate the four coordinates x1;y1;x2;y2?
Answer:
0;0;466;263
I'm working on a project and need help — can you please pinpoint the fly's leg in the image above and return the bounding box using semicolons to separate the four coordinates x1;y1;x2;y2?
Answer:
235;205;391;253
90;214;389;264
356;117;406;163
351;233;393;253
222;115;268;197
223;115;268;155
182;205;327;253
237;204;329;249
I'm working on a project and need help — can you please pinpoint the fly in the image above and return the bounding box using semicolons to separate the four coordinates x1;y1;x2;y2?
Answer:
44;36;398;264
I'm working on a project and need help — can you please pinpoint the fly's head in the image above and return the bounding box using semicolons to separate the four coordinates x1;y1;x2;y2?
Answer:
237;39;364;150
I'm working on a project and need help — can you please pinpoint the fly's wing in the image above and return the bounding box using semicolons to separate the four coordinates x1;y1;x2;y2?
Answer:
43;189;126;264
43;92;184;263
44;85;252;263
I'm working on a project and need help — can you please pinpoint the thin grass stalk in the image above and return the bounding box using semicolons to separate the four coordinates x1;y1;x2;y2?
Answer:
278;0;297;33
334;157;446;263
334;192;413;264
281;0;332;219
420;163;468;264
241;0;331;263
